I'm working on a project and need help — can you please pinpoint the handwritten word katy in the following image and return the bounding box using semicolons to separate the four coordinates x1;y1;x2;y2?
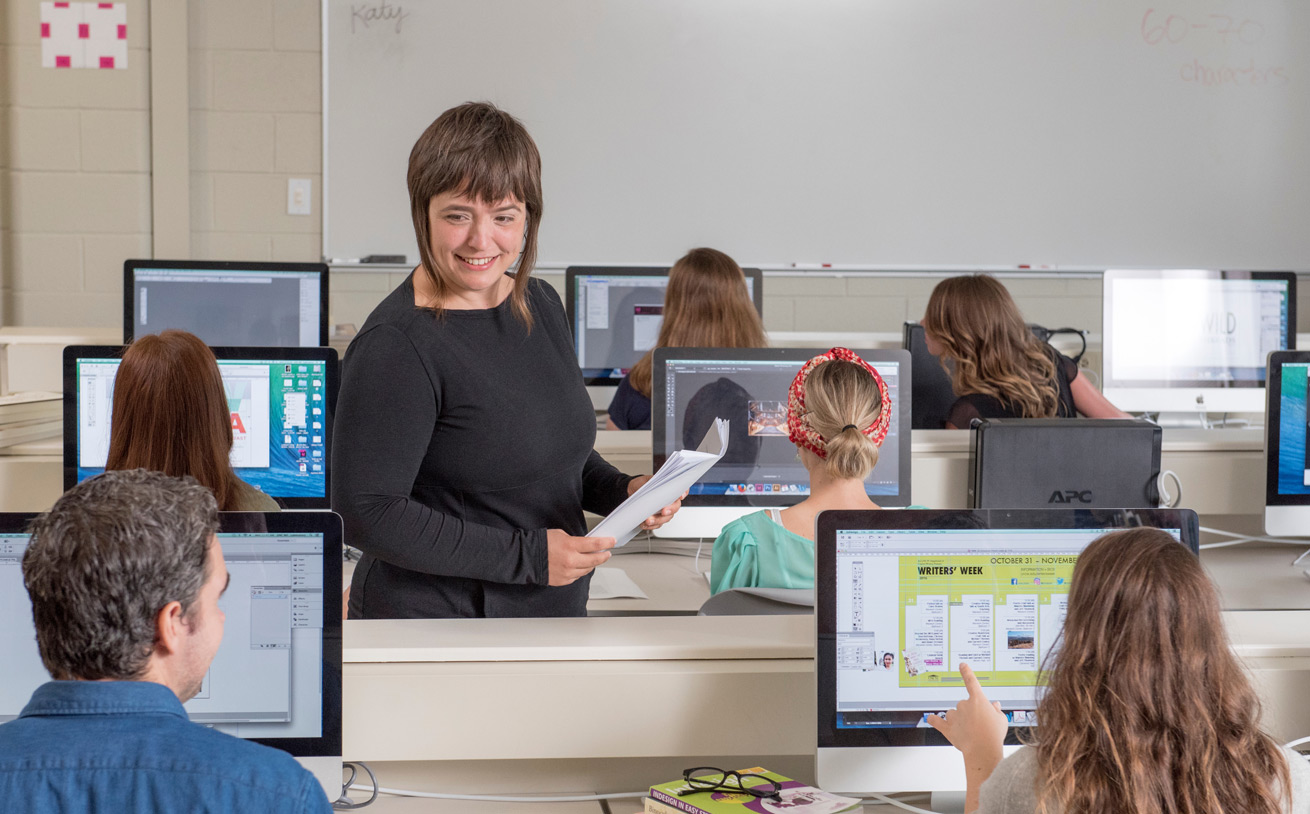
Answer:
351;1;408;34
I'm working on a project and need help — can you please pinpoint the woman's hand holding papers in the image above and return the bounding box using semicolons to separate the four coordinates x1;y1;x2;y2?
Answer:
926;664;1008;811
628;476;688;531
546;530;615;586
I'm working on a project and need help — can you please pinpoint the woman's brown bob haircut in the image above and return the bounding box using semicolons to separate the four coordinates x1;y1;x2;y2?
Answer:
408;101;543;327
104;330;249;511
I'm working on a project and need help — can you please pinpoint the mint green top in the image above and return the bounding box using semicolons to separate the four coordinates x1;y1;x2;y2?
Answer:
709;509;815;595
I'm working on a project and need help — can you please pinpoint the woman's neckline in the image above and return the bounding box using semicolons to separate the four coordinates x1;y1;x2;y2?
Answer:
409;270;518;316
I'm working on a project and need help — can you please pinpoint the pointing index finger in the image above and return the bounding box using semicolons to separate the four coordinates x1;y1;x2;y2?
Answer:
960;663;985;698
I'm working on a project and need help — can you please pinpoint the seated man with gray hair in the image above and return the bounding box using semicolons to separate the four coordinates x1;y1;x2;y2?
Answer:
0;469;332;812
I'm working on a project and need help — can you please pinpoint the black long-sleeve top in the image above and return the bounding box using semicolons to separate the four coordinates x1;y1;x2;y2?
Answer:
332;274;634;618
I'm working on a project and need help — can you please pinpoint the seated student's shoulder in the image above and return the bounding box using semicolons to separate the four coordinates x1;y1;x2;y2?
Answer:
977;746;1040;814
172;722;332;811
1283;745;1310;813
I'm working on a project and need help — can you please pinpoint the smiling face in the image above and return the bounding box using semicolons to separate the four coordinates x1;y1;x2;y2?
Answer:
424;190;526;307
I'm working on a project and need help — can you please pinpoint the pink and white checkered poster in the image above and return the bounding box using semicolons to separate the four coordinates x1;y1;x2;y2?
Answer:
40;2;128;70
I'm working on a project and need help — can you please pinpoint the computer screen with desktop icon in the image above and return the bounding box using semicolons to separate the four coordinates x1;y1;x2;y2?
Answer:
1263;351;1310;536
814;508;1198;796
650;347;911;539
63;346;337;509
0;511;343;799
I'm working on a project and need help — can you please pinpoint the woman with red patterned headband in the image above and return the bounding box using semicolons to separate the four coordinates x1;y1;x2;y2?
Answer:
709;348;889;594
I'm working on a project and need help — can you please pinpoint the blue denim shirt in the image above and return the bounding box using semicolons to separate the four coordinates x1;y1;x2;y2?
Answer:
0;681;333;814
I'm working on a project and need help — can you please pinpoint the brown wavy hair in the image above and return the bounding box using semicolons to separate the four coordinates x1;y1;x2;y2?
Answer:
408;101;542;328
922;274;1058;418
629;248;767;397
105;330;249;511
1031;527;1290;814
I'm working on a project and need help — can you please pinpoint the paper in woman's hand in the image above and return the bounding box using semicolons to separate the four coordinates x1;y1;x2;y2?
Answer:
591;418;729;547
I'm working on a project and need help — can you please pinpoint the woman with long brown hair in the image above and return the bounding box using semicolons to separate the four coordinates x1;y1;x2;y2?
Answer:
105;330;278;512
929;527;1309;813
921;274;1126;428
606;247;767;430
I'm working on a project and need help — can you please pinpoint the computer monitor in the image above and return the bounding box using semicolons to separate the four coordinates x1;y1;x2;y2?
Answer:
565;266;765;386
815;508;1199;796
902;322;956;430
124;260;329;347
651;348;912;539
0;511;343;799
1263;351;1310;536
63;346;337;509
1101;269;1295;414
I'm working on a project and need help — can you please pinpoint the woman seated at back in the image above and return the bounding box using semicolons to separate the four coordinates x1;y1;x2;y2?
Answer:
607;247;767;431
710;348;888;594
105;329;279;511
922;274;1127;429
929;527;1309;813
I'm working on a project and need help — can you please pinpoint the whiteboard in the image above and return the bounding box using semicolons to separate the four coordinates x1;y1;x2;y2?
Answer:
324;0;1309;270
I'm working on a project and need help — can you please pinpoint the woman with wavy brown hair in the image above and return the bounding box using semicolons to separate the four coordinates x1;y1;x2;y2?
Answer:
105;330;278;512
921;274;1125;429
606;247;767;430
929;527;1310;813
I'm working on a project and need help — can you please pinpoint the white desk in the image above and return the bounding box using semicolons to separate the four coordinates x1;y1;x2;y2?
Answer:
343;610;1310;795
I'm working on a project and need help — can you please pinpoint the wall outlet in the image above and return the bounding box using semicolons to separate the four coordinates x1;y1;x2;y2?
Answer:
288;178;312;216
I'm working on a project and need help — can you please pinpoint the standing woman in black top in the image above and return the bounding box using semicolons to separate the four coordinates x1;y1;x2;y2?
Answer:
332;102;680;619
921;274;1127;429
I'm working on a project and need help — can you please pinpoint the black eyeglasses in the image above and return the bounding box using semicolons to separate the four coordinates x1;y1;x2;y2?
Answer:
678;767;782;801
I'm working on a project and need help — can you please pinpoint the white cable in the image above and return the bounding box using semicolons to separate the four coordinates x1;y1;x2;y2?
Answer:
347;783;645;803
861;792;945;813
1156;469;1181;509
694;537;706;574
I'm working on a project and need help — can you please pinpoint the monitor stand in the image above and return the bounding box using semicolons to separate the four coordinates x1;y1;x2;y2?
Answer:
930;791;967;813
1152;411;1210;429
298;755;343;803
586;385;616;412
653;506;757;540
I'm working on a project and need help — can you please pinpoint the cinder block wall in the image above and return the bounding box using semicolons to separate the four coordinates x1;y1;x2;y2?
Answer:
189;0;320;265
2;1;151;327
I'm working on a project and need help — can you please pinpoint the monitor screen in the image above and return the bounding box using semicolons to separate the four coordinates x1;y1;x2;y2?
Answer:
1102;269;1295;412
816;509;1199;753
1263;352;1310;534
63;346;337;508
0;511;342;758
653;348;912;507
124;260;329;347
565;267;764;385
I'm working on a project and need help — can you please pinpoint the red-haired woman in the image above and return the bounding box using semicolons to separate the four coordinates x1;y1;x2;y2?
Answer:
105;329;278;512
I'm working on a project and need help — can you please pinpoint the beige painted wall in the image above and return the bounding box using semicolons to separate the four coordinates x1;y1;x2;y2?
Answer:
0;1;1303;337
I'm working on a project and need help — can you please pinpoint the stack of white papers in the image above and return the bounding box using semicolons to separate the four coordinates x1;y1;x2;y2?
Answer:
592;418;729;548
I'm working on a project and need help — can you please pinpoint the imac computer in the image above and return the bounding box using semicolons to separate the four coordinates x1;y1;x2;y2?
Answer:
0;511;344;799
124;260;329;347
1263;351;1310;536
1101;269;1295;417
63;346;338;508
651;348;911;539
815;508;1199;802
565;267;764;407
